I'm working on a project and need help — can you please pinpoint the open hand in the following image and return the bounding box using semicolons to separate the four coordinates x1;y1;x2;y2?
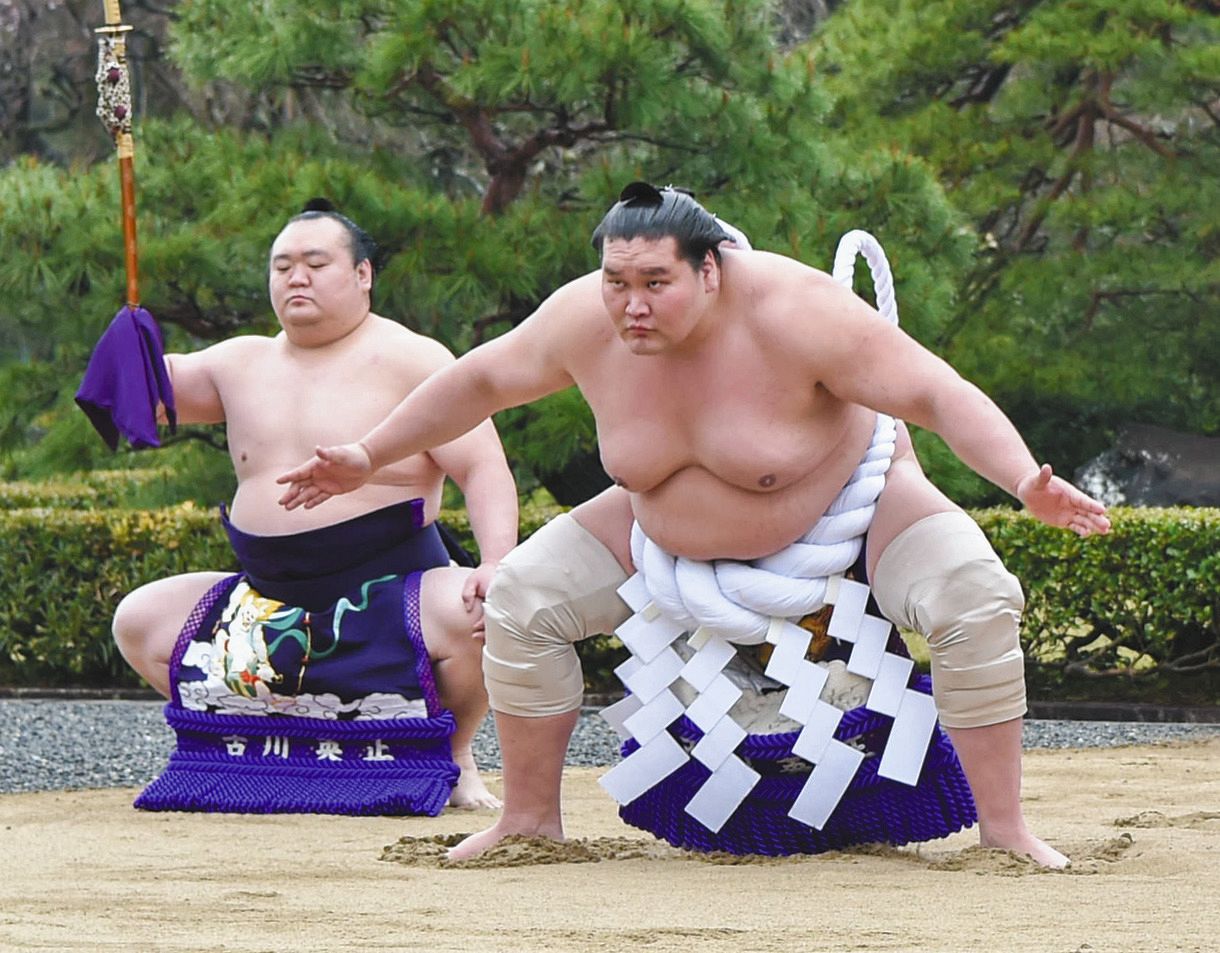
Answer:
276;442;373;510
1015;464;1111;537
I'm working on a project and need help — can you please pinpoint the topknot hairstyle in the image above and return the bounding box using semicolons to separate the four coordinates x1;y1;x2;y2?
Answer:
590;182;729;270
287;197;379;272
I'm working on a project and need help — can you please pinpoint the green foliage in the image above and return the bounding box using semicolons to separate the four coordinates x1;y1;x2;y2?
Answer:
103;441;237;509
0;359;68;461
0;158;122;363
0;459;235;511
0;469;170;510
163;0;970;346
0;503;236;686
977;506;1219;687
2;494;1215;696
430;496;566;560
1;0;973;501
0;480;101;511
8;392;134;480
495;389;602;499
908;427;999;508
814;0;1220;468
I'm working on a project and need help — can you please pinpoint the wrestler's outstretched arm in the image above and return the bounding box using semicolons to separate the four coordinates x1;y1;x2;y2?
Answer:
805;277;1110;538
277;284;584;511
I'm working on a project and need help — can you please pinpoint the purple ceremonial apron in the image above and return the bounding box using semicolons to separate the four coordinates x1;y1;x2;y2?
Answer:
135;500;461;816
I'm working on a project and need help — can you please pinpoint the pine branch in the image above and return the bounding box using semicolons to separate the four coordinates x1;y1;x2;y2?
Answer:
470;298;537;345
1160;647;1220;674
1083;287;1204;326
288;67;353;90
1103;110;1177;160
483;117;614;215
1015;89;1099;252
1095;72;1177;160
159;281;252;339
949;64;1012;108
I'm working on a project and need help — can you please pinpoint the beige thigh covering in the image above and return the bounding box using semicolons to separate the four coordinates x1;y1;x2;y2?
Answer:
871;510;1027;729
482;513;631;717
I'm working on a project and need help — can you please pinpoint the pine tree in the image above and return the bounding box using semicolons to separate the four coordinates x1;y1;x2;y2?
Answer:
815;0;1220;466
3;0;971;497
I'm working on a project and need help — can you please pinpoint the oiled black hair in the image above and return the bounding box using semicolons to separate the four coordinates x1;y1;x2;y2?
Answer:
286;198;379;271
591;182;729;270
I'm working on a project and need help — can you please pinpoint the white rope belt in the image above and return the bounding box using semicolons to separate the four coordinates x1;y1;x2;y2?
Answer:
599;231;941;835
628;409;896;645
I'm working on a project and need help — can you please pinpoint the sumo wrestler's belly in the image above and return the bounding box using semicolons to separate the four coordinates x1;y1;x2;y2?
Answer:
228;473;441;537
632;440;871;561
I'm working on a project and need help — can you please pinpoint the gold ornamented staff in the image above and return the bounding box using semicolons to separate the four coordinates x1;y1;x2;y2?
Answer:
95;0;139;308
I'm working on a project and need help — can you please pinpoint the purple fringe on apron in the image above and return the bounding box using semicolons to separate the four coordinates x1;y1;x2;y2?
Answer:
618;674;978;855
135;500;461;816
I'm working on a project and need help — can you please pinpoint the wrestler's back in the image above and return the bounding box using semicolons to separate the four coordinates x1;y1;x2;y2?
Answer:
568;251;880;561
204;316;448;535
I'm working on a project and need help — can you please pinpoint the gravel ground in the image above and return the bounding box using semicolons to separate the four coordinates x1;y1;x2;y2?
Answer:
0;699;1217;795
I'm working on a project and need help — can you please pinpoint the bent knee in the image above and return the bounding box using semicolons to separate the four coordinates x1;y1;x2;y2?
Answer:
480;559;588;717
481;514;630;717
420;566;482;649
911;557;1025;648
112;584;169;650
111;589;144;650
873;511;1023;632
873;511;1026;729
113;573;228;653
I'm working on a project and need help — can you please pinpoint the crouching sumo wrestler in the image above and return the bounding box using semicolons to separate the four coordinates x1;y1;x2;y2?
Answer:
79;205;519;813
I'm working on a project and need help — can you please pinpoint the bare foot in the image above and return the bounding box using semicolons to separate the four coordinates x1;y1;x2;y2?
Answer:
449;765;502;810
447;748;502;810
981;828;1070;869
446;820;563;861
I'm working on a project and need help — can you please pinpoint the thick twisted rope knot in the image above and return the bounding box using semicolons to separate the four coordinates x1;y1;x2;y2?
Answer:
628;230;901;645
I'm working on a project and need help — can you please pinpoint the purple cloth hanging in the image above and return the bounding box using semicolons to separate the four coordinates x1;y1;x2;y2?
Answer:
75;305;177;449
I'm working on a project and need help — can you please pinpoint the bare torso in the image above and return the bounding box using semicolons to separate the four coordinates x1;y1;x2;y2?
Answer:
563;249;886;561
191;316;448;535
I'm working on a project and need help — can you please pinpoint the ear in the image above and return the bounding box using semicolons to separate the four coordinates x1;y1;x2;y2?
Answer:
356;258;373;292
700;249;720;293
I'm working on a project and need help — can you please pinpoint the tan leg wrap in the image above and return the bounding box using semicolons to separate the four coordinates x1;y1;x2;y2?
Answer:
482;513;631;717
872;511;1027;729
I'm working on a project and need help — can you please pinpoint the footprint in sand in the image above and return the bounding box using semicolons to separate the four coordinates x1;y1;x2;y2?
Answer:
378;833;1139;873
887;834;1138;876
1115;810;1220;831
379;833;681;868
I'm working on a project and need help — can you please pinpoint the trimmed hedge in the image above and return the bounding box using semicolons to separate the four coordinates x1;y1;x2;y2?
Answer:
0;495;564;688
0;494;1216;696
0;468;178;511
975;506;1219;687
1;503;236;685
